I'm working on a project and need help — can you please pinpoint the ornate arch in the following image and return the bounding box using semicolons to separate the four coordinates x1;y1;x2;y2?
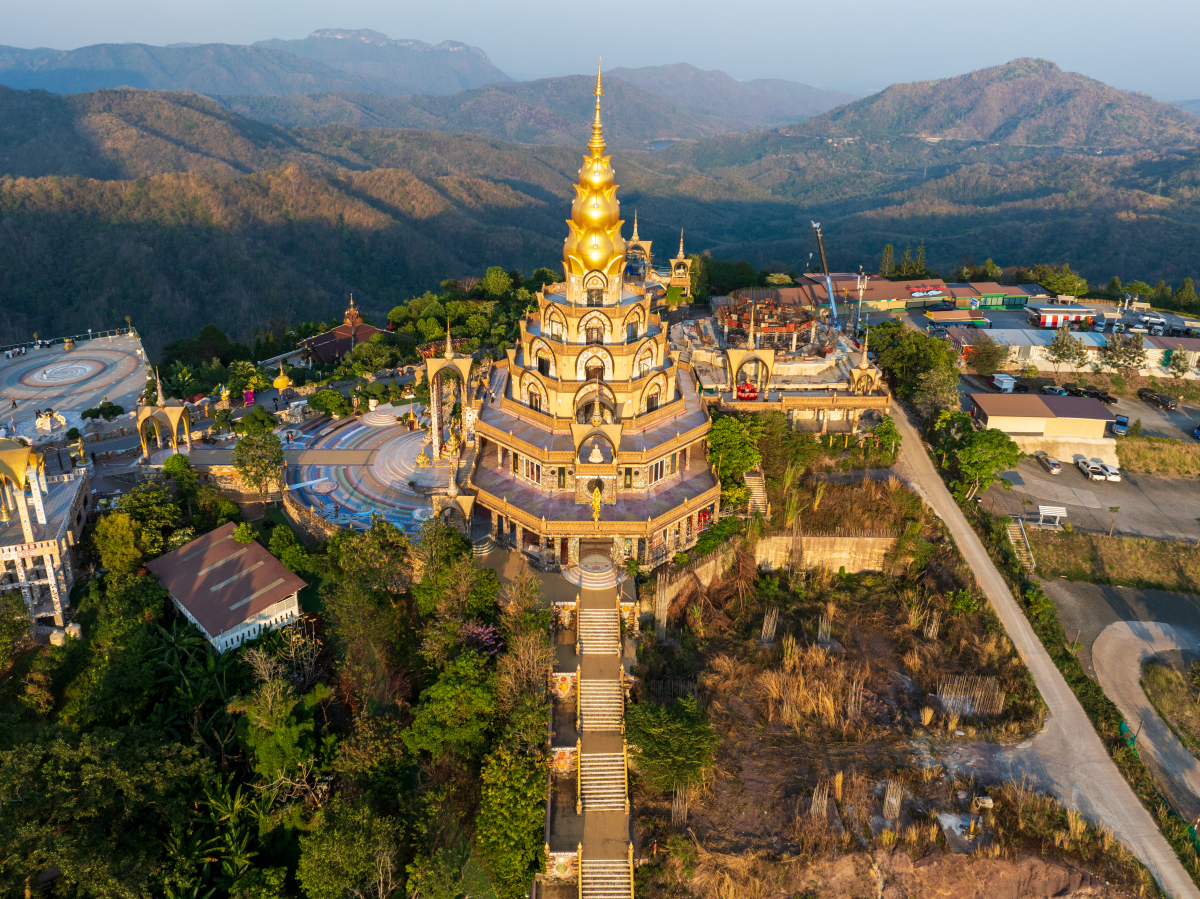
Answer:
572;379;616;409
521;371;548;411
583;271;608;291
544;305;567;341
633;339;657;377
639;373;669;414
573;380;617;423
622;306;645;339
528;337;556;378
578;309;613;344
576;346;614;380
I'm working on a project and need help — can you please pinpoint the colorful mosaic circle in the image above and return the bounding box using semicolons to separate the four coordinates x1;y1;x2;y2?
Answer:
309;480;337;495
20;359;103;387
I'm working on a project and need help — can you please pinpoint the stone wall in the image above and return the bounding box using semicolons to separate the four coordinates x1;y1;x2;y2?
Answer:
643;528;896;617
283;489;349;546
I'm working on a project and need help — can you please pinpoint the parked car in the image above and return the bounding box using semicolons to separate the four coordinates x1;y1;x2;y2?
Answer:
1041;385;1069;396
1062;383;1088;397
1096;392;1119;405
1014;382;1031;393
1111;414;1129;437
1035;452;1062;474
1138;388;1179;410
1076;459;1107;481
1112;322;1126;333
932;301;955;312
1099;463;1122;482
1193;422;1200;440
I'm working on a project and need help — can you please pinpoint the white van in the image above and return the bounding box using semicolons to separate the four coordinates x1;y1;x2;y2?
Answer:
990;374;1016;393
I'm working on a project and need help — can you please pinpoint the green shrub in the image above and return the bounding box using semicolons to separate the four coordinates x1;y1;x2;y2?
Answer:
309;389;352;419
626;696;719;795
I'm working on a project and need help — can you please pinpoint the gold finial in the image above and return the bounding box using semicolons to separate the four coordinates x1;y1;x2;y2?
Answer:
678;229;685;259
349;293;354;307
631;209;639;241
589;58;606;156
443;316;454;359
859;327;870;369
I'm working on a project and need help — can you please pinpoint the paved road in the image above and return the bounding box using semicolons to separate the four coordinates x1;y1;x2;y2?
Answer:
1094;621;1200;822
891;405;1200;899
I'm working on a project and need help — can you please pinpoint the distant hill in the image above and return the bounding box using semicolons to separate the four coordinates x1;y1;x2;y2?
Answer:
1178;99;1200;116
607;63;855;126
0;42;386;96
793;58;1200;147
252;29;510;95
218;75;751;149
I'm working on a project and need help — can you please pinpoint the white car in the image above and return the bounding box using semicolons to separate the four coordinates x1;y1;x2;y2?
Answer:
1099;463;1122;482
1076;459;1106;481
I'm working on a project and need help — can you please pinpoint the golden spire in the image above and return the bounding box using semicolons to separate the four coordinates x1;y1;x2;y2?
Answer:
631;209;639;242
443;316;454;359
677;229;685;259
589;58;605;156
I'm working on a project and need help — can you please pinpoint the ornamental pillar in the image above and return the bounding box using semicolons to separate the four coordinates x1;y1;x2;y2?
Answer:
489;510;498;540
430;372;443;459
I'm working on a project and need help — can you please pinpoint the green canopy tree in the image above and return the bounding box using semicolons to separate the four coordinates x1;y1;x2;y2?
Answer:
93;512;145;574
869;321;957;399
624;696;719;795
296;802;405;899
474;746;548;899
706;415;763;505
912;367;962;423
402;652;496;763
1040;264;1087;298
117;483;180;557
1168;345;1194;381
233;431;285;497
1045;325;1087;376
965;332;1008;378
951;428;1022;501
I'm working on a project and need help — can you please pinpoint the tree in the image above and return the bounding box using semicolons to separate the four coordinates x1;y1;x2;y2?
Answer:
625;696;719;794
1122;332;1148;374
474;746;548;899
1168;345;1194;381
966;332;1008;378
706;415;763;504
0;592;29;669
664;285;684;309
1105;275;1123;300
308;389;351;419
1176;278;1199;314
163;453;198;517
93;512;145;575
268;524;312;574
1045;325;1087;376
233;404;277;436
481;266;513;298
1040;264;1087;298
912;367;961;422
1097;334;1124;374
951;428;1022;501
297;802;404;899
879;244;895;277
869;321;958;399
402;652;496;762
234;522;257;544
118;483;181;556
233;431;285;497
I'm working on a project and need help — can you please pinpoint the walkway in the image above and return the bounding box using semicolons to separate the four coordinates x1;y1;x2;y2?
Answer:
891;405;1200;899
545;577;634;897
1094;621;1200;822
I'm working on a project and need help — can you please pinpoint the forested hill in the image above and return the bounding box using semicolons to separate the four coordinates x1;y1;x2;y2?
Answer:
794;58;1200;148
2;83;1200;353
251;29;510;95
218;75;777;149
0;30;508;97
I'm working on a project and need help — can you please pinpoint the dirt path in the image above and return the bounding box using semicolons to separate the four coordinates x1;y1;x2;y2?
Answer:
891;404;1200;899
1093;621;1200;821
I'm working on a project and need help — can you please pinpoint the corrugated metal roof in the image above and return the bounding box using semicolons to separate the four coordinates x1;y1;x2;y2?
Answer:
1038;395;1116;422
1148;336;1200;352
147;522;306;638
970;393;1053;418
948;328;1108;348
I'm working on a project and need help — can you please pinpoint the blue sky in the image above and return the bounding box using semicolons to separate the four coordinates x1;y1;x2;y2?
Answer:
1;0;1197;100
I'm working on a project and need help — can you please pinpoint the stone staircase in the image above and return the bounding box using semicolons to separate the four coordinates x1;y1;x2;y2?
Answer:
580;753;627;812
581;858;632;898
580;679;624;731
744;470;769;515
578;609;620;655
472;535;494;557
1006;520;1035;571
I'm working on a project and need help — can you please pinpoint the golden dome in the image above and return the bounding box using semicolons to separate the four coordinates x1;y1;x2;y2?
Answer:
562;61;625;281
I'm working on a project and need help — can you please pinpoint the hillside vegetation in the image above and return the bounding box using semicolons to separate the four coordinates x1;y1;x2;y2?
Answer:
252;28;510;95
795;58;1200;148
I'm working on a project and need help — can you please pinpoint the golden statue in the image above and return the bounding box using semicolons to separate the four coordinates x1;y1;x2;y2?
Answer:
218;384;230;403
591;485;602;521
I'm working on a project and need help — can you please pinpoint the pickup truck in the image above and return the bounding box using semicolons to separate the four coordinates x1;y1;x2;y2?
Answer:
1111;414;1129;437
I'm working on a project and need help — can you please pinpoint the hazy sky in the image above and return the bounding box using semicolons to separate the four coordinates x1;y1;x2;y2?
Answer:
2;0;1198;100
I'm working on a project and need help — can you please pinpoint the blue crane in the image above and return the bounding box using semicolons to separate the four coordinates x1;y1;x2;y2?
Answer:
811;222;840;331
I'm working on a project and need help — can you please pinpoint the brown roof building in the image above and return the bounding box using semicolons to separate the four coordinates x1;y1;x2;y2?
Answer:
969;393;1114;439
147;522;305;653
298;298;384;365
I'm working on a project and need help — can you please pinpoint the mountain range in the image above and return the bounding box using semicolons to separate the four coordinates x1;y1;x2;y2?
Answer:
795;58;1200;148
0;58;1198;352
0;30;509;97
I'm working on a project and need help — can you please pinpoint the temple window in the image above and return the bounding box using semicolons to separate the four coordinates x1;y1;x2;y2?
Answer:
649;459;665;483
586;325;604;345
530;392;541;412
558;467;566;489
627;322;639;342
538;355;550;376
587;288;603;306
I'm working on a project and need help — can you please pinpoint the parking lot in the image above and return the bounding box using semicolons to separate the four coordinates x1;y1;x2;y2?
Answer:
983;458;1200;541
1108;394;1199;440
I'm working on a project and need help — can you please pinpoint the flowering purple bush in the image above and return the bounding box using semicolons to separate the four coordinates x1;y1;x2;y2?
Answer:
458;621;503;655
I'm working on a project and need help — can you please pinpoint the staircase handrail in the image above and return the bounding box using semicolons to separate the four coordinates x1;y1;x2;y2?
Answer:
577;843;583;899
1017;517;1036;571
576;738;582;815
628;843;635;899
623;739;630;815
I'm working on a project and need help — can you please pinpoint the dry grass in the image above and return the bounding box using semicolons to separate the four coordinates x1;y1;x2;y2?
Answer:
1027;529;1200;593
754;644;872;737
1142;660;1200;754
1116;437;1200;477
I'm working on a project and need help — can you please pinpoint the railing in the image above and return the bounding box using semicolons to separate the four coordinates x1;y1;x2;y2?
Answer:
0;327;136;354
623;739;630;815
575;663;581;728
1017;517;1036;570
575;738;582;815
628;843;635;899
577;844;583;899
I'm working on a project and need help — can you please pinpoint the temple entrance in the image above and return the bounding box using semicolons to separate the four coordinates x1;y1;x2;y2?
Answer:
585;361;603;382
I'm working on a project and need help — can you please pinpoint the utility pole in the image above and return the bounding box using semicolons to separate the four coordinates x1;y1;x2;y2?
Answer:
855;266;869;336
